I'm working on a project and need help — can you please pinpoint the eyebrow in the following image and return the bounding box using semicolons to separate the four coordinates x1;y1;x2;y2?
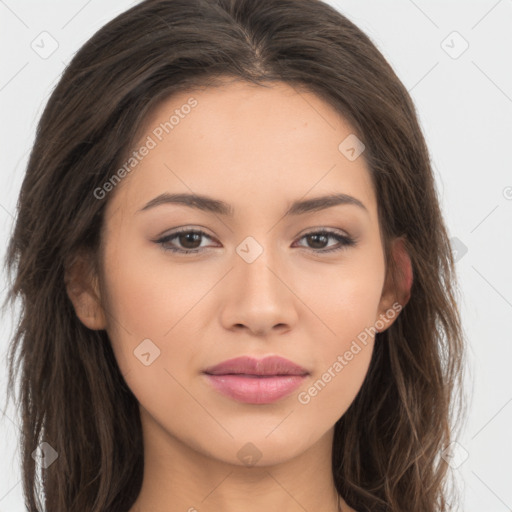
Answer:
137;192;368;217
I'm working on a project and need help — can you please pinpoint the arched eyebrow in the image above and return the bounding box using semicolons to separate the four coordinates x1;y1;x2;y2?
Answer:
137;192;368;217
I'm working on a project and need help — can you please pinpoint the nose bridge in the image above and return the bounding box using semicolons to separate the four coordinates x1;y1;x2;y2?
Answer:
220;232;297;334
235;234;283;299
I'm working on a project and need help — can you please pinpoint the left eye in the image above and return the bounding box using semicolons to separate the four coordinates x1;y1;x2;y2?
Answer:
155;228;356;255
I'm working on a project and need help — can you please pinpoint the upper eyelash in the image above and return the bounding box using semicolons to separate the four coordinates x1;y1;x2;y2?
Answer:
155;228;356;255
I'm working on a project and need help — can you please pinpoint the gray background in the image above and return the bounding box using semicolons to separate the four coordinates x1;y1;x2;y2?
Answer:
1;0;511;510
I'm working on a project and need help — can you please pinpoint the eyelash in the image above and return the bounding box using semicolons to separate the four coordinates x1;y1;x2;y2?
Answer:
154;227;356;255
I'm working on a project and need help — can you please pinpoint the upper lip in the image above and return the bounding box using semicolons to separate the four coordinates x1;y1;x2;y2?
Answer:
203;356;310;376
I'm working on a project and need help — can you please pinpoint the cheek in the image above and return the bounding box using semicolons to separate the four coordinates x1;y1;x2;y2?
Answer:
294;284;380;431
299;246;385;343
302;293;378;418
102;238;212;339
295;252;384;413
298;340;375;427
101;246;205;413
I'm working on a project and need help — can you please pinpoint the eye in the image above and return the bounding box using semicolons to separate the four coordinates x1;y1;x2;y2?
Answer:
292;230;356;253
154;228;356;255
155;228;217;254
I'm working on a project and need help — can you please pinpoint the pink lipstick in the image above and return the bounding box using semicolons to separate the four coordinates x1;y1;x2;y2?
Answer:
203;355;309;404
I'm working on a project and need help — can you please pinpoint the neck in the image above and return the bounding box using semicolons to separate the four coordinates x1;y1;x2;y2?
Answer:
128;407;343;512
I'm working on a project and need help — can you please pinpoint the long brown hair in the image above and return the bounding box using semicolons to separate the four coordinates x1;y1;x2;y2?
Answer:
2;0;466;510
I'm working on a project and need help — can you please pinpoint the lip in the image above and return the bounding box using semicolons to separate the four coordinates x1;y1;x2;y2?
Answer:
203;355;309;376
203;356;310;404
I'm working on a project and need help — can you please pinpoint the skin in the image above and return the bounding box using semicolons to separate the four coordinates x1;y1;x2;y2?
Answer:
66;79;412;512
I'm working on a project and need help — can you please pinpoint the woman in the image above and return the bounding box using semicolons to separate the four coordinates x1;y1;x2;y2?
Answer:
2;0;466;510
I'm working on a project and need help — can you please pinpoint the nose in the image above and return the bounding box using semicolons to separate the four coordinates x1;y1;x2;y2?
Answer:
219;246;299;337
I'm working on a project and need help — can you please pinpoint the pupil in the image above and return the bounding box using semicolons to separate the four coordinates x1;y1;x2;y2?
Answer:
180;232;200;249
308;234;327;249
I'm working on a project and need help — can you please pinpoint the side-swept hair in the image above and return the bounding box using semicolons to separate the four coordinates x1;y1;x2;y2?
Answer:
2;0;466;510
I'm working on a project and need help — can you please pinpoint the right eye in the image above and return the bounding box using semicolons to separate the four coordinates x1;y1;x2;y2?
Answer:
155;228;218;254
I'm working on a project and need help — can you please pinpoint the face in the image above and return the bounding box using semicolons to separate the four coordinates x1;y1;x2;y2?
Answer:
76;80;405;467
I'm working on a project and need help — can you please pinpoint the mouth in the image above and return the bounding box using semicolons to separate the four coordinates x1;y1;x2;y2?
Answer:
202;355;310;404
203;373;308;404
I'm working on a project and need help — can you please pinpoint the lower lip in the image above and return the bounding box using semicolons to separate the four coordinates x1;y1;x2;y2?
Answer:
204;374;307;404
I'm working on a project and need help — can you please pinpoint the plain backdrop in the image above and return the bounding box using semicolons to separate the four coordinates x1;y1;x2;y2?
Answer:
1;1;511;511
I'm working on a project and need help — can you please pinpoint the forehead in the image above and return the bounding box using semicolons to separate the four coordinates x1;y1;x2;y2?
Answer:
105;80;377;221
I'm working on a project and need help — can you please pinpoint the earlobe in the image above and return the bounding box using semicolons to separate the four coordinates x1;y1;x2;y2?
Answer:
376;237;413;332
64;252;107;330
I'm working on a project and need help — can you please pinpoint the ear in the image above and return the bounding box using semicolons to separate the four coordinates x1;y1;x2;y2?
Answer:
375;237;413;333
64;251;107;330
